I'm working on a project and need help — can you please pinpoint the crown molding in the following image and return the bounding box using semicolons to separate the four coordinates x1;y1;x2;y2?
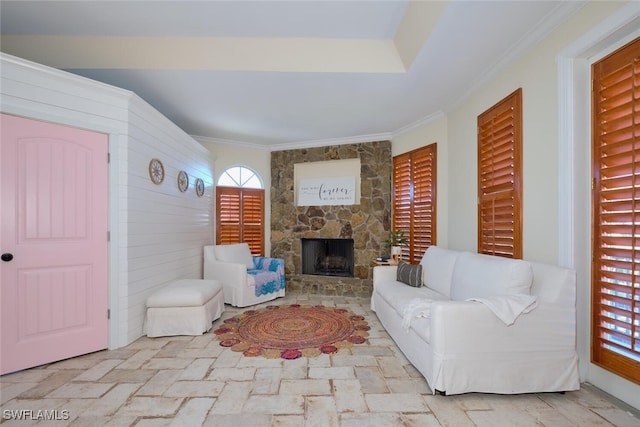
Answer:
200;111;446;151
269;132;393;152
270;132;391;151
392;111;446;138
191;135;271;151
193;132;394;152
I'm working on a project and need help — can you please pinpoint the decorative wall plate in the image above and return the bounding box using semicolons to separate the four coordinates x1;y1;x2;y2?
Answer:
178;170;189;192
149;158;164;185
195;178;205;197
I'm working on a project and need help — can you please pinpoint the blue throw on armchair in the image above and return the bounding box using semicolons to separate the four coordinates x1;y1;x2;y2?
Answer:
203;244;287;307
248;256;286;297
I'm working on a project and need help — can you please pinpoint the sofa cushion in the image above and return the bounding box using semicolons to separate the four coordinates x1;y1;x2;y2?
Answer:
214;243;255;269
375;280;449;320
397;261;423;287
450;252;533;301
374;281;448;344
421;246;460;297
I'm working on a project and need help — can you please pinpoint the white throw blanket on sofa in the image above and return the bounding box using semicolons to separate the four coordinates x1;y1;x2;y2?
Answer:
401;295;538;330
402;298;433;331
466;294;538;326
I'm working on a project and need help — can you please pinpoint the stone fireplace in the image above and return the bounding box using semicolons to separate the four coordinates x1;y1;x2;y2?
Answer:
270;141;392;297
301;238;354;277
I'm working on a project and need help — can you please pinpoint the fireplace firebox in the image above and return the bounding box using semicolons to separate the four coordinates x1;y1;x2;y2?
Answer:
301;238;354;277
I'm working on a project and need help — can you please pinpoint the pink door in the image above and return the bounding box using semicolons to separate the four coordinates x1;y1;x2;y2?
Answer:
1;113;109;375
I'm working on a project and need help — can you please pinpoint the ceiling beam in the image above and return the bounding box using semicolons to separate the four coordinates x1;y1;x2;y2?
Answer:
0;35;406;73
393;0;449;70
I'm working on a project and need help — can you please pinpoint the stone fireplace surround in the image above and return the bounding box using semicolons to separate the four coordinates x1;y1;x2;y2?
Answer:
301;237;355;277
270;141;392;297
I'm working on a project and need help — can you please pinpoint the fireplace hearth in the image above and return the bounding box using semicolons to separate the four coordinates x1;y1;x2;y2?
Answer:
301;238;354;277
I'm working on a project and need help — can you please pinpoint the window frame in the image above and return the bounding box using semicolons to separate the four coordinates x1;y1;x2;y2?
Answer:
218;165;263;189
477;88;523;259
216;166;265;256
392;143;437;263
591;37;640;385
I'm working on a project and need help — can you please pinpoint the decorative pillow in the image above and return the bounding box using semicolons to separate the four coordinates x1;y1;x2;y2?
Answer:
396;261;423;287
214;243;255;269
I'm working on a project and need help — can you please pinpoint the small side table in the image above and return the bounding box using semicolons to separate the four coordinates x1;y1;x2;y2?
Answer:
373;259;398;266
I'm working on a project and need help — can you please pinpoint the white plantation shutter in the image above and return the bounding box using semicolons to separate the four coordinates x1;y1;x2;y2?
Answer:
477;88;522;259
592;37;640;384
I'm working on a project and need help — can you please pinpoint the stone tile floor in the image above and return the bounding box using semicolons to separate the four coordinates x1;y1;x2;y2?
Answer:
1;293;639;426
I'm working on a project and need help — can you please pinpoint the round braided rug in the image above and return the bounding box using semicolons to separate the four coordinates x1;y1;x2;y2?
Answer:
213;304;369;359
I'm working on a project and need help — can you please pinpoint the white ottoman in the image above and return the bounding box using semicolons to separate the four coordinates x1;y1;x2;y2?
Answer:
144;279;224;337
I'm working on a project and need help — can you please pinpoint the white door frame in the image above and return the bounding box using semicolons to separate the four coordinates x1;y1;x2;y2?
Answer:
0;106;125;351
107;133;123;349
557;1;640;409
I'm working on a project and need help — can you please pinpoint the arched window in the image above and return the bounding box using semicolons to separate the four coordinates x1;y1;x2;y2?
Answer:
217;166;263;189
216;166;265;255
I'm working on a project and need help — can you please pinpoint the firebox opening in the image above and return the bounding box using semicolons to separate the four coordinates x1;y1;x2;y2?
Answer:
301;238;354;277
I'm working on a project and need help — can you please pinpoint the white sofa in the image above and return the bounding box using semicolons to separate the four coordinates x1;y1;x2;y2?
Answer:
371;246;580;395
203;244;286;307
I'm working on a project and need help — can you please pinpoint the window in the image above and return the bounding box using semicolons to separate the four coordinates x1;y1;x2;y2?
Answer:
477;88;523;259
216;166;264;255
392;143;437;263
218;166;262;188
591;37;640;385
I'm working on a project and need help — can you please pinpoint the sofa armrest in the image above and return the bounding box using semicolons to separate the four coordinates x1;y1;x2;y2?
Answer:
204;259;247;286
430;300;576;355
373;265;398;287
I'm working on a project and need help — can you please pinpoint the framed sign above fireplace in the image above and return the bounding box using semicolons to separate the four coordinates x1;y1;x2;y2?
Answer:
298;176;356;206
294;158;361;206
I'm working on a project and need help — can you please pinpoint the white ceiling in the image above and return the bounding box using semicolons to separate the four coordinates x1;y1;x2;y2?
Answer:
0;1;585;150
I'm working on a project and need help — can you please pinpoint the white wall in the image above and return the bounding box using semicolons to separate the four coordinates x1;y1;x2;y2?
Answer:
123;98;214;343
1;53;215;348
389;1;640;410
196;138;272;256
392;116;449;248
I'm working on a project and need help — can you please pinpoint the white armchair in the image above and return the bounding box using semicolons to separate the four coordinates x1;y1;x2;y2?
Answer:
203;244;286;307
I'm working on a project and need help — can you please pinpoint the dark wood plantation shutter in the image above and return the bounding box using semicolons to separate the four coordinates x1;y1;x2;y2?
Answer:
216;186;265;255
477;88;523;259
217;187;241;244
241;190;265;255
393;152;412;260
412;146;437;259
592;37;640;384
392;143;437;263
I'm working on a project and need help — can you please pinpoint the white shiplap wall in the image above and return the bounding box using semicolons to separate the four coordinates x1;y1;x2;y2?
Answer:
0;53;214;348
123;96;214;343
